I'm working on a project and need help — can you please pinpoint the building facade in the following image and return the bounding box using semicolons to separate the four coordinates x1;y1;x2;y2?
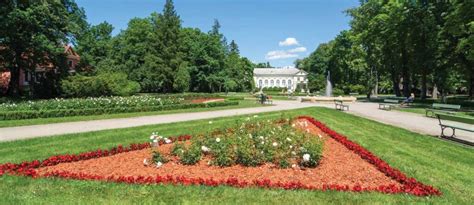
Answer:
253;67;308;92
0;45;80;93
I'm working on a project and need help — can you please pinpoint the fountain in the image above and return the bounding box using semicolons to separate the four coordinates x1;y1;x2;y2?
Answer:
298;70;356;103
325;71;332;97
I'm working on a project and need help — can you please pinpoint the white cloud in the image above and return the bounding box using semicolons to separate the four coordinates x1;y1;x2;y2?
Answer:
288;47;307;53
279;37;299;46
265;50;299;60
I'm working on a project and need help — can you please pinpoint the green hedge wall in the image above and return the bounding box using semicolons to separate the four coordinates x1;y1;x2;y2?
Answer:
0;101;239;120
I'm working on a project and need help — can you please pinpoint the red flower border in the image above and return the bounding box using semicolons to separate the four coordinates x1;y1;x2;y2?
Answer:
0;116;440;196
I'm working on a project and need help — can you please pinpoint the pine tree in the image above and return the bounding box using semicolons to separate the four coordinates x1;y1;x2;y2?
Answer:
153;0;183;92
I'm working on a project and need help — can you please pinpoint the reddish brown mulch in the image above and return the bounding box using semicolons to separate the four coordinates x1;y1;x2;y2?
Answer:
190;98;225;104
36;119;401;189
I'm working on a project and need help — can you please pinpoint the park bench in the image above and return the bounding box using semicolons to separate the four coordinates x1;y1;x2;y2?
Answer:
349;92;359;96
334;100;349;111
435;113;474;138
378;99;399;111
265;96;273;105
425;103;461;117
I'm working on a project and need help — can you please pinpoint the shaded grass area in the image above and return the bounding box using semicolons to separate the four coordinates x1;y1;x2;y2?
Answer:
0;107;473;204
0;100;263;128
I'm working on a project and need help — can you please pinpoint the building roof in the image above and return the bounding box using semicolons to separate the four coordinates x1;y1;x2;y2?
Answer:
253;68;307;75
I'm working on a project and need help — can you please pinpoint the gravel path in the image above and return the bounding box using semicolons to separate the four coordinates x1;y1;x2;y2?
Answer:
1;100;472;145
345;102;474;145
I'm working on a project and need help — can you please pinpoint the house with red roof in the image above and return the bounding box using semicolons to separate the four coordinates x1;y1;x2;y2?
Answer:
0;45;80;94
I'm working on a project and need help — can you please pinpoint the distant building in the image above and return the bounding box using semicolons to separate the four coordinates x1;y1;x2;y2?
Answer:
0;45;80;93
253;67;308;92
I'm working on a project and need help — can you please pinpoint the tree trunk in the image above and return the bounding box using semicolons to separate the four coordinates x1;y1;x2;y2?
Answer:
469;71;474;99
401;48;410;97
421;70;427;99
7;66;20;97
392;76;401;97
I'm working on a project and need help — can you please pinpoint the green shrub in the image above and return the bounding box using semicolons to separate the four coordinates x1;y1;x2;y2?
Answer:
332;88;345;96
171;143;185;157
0;101;238;120
298;139;323;168
152;151;168;164
180;143;202;165
60;72;140;98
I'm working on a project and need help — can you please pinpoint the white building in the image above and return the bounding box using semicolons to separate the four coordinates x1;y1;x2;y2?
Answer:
253;67;308;92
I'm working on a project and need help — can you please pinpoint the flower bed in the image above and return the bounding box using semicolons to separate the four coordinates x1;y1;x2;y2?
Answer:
0;99;238;120
0;116;441;196
150;118;323;169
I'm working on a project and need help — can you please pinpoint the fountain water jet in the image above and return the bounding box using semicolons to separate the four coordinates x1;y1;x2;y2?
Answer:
325;71;332;97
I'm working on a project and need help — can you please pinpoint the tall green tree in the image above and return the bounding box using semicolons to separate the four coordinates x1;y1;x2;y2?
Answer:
0;0;86;97
152;0;184;92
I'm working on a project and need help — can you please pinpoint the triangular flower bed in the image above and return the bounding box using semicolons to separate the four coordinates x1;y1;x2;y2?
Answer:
0;116;440;196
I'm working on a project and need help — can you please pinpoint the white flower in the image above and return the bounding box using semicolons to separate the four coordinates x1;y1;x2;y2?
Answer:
292;164;297;168
272;142;278;147
150;135;156;140
165;139;172;144
253;115;258;118
248;134;253;138
259;136;264;140
246;117;251;121
216;138;221;142
286;137;292;142
303;154;311;162
292;124;296;127
291;151;296;155
209;121;213;124
201;146;210;152
153;139;158;143
261;141;265;145
318;134;323;138
143;158;149;166
156;161;163;168
158;135;163;140
289;145;293;149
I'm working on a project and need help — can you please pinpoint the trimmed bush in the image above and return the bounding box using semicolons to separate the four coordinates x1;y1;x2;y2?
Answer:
61;72;140;98
0;101;239;120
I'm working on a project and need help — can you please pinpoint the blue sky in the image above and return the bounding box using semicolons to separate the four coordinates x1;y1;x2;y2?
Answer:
76;0;359;67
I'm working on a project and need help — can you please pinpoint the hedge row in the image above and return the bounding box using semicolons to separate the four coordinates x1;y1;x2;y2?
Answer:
0;101;239;120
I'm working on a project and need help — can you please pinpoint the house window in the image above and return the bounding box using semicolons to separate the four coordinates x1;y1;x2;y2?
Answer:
288;80;292;85
276;80;280;86
258;79;263;88
264;80;268;87
282;80;286;86
270;80;274;87
68;60;73;68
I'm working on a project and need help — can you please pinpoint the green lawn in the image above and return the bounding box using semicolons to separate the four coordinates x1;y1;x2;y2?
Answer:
0;107;473;204
0;99;264;128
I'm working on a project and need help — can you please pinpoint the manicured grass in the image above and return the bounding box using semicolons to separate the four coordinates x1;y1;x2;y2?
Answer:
0;99;264;128
0;107;473;204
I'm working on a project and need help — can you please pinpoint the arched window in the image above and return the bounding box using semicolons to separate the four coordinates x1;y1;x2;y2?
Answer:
264;80;268;87
258;79;263;87
282;80;286;86
270;80;274;87
288;80;292;87
276;80;280;87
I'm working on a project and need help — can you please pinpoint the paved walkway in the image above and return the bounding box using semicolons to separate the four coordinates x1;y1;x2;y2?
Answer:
344;102;474;144
0;100;315;142
1;100;472;145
